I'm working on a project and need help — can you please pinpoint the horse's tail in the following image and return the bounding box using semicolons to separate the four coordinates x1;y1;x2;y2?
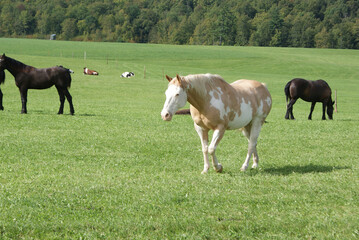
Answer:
284;80;292;104
66;71;72;89
175;109;191;115
58;66;73;88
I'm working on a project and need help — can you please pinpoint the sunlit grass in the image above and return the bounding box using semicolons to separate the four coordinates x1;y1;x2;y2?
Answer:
0;38;358;239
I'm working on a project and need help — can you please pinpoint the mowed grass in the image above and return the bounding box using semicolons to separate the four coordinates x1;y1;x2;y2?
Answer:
0;38;358;239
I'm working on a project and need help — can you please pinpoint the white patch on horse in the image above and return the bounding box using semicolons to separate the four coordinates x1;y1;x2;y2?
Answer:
227;99;252;129
209;90;229;120
265;96;271;107
257;100;264;115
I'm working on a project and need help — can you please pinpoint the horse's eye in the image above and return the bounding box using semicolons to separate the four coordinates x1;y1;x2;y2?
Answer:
175;93;179;97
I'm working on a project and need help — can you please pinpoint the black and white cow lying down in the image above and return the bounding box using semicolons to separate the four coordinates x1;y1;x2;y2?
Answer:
121;72;135;78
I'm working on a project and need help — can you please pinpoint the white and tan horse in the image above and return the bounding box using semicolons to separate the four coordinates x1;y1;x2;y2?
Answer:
161;74;272;173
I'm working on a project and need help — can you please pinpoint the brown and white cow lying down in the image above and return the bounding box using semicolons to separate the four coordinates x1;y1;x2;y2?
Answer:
83;67;99;75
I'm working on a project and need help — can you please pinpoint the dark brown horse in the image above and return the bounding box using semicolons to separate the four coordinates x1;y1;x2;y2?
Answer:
0;69;4;110
285;78;334;120
0;54;74;114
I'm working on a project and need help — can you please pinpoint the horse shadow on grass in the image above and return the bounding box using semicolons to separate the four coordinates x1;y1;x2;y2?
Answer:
226;164;350;177
29;110;97;117
262;164;350;176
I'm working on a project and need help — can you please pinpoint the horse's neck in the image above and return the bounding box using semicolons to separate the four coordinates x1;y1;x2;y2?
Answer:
186;81;213;112
5;58;28;78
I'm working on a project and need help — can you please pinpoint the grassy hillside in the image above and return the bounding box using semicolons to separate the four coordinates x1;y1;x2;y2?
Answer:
0;38;358;239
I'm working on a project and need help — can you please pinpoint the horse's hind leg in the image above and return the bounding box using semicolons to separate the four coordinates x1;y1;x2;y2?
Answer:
285;99;296;119
241;119;262;171
308;102;316;120
56;87;65;114
0;88;3;110
286;98;297;120
64;88;74;115
242;125;259;169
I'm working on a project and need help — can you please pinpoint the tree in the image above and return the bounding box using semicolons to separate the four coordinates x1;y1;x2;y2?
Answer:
61;18;78;40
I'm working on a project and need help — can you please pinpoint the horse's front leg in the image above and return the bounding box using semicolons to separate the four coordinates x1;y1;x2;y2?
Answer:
308;102;316;120
19;88;28;114
0;88;3;110
322;102;326;120
208;127;225;173
194;123;210;174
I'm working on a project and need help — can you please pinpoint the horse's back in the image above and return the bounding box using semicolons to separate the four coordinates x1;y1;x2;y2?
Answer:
289;78;331;101
228;79;272;125
231;79;272;110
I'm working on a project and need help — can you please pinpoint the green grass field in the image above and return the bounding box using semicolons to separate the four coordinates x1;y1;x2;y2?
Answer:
0;38;358;239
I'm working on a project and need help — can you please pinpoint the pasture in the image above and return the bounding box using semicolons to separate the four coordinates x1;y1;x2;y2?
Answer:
0;38;358;239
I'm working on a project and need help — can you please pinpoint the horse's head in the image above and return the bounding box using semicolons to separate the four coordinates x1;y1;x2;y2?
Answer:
327;100;335;120
161;74;188;121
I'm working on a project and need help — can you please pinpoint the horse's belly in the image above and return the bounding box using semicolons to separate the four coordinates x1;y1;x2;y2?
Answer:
227;112;252;130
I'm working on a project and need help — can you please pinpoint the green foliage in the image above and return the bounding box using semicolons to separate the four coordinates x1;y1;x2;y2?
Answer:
0;38;359;239
1;0;359;48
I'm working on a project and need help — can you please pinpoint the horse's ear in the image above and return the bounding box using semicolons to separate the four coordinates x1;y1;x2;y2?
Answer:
176;74;182;86
165;75;172;82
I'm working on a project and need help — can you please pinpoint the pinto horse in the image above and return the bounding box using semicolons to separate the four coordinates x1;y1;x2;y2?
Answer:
284;78;334;120
161;74;272;173
0;54;74;114
83;67;99;75
0;70;4;110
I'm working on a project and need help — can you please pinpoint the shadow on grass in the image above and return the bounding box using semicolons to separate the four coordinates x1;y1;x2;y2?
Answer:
29;110;97;117
263;164;350;176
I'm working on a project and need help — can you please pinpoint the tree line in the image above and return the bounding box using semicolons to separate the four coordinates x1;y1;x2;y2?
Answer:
0;0;358;49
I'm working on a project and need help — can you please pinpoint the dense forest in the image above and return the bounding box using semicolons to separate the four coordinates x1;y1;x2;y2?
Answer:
0;0;358;49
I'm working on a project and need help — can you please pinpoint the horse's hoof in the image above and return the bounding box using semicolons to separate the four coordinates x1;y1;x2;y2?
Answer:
201;170;208;174
251;163;258;169
240;166;248;172
0;107;4;111
215;164;223;173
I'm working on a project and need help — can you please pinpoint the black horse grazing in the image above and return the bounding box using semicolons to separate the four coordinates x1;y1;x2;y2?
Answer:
0;70;4;110
0;54;74;114
285;78;334;120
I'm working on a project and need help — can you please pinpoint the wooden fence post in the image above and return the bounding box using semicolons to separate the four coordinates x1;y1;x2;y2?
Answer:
335;89;338;112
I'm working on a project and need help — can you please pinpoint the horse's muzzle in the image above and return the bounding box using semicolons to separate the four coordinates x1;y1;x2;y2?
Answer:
161;111;172;121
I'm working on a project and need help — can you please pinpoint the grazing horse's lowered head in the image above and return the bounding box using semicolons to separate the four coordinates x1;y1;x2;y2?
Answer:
284;78;334;120
161;74;272;174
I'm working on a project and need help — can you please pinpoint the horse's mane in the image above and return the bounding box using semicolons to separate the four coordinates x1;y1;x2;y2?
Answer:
184;74;227;98
5;56;33;70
